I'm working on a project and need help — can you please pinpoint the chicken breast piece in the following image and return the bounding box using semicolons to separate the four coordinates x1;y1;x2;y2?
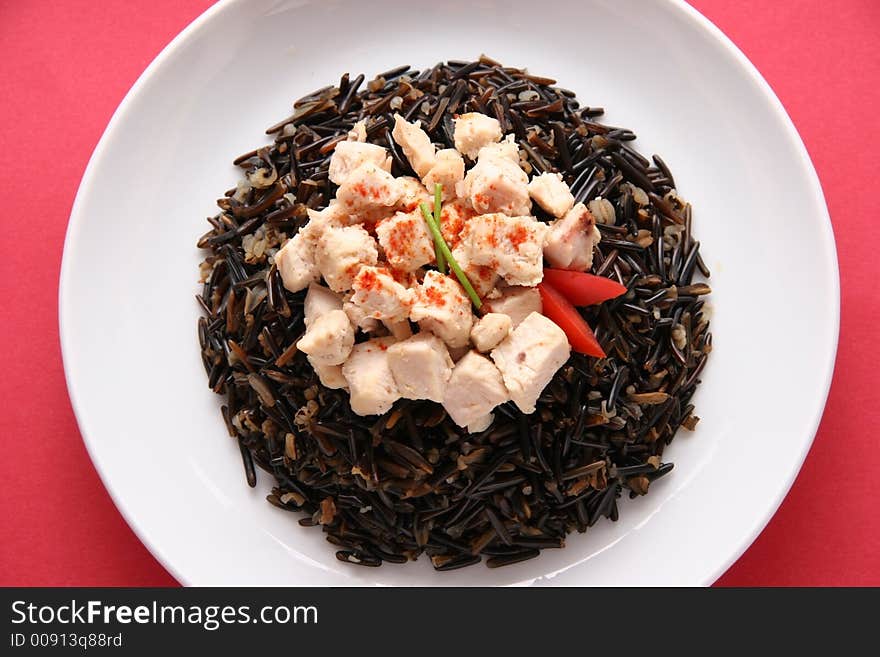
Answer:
342;297;383;334
296;309;355;366
308;357;348;390
328;141;392;185
422;149;464;200
439;198;476;250
409;270;474;348
453;112;503;159
342;337;401;416
491;312;571;414
315;224;378;292
482;285;542;328
275;202;360;293
476;134;520;163
336;162;403;214
375;209;436;272
392;114;436;178
543;202;602;271
394;176;433;213
306;201;354;227
347;119;367;143
450;245;498;297
470;313;512;352
304;283;344;329
528;172;575;218
442;351;509;432
387;333;454;402
457;154;531;217
459;213;549;286
275;230;320;293
350;266;414;322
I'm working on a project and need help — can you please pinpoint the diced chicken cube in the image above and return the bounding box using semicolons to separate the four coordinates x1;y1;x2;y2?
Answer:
307;201;354;227
315;224;378;292
346;119;367;142
466;414;495;434
395;176;433;213
491;312;571;414
457;156;531;217
423;149;464;200
470;313;512;352
528;172;575;218
453;112;503;159
342;337;401;416
476;134;520;163
392;114;436;178
275;204;357;293
336;162;402;213
275;230;320;293
304;283;343;329
296;309;355;366
442;351;508;432
375;209;436;272
439;199;476;250
409;270;474;348
543;202;602;271
308;357;348;390
459;213;549;286
482;286;542;328
328;141;392;185
450;245;498;297
387;333;453;402
350;266;413;322
342;297;383;333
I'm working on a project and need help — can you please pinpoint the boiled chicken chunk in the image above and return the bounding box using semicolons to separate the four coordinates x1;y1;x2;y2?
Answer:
458;154;531;217
304;283;343;328
458;213;548;287
296;309;355;366
342;337;401;416
453;112;503;160
350;266;413;322
482;286;542;328
442;351;509;433
328;140;392;185
423;149;465;201
470;313;512;352
543;202;602;271
491;312;570;414
409;270;474;348
315;224;378;292
387;333;454;403
375;209;436;272
336;161;402;213
528;172;575;218
392;114;436;178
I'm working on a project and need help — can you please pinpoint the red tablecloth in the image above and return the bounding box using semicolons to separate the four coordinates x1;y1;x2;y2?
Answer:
1;0;877;586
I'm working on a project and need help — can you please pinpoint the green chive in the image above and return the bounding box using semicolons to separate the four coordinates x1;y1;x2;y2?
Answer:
432;183;446;274
420;203;483;309
420;202;441;270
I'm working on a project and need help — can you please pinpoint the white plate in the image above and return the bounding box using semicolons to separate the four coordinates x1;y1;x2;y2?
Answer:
60;0;838;586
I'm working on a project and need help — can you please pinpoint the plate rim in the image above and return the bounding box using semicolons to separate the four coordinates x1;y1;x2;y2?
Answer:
58;0;840;586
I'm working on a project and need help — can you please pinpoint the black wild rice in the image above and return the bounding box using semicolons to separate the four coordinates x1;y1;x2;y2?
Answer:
195;57;712;570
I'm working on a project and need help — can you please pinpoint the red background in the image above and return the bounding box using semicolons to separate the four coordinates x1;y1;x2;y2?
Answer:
1;1;877;586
